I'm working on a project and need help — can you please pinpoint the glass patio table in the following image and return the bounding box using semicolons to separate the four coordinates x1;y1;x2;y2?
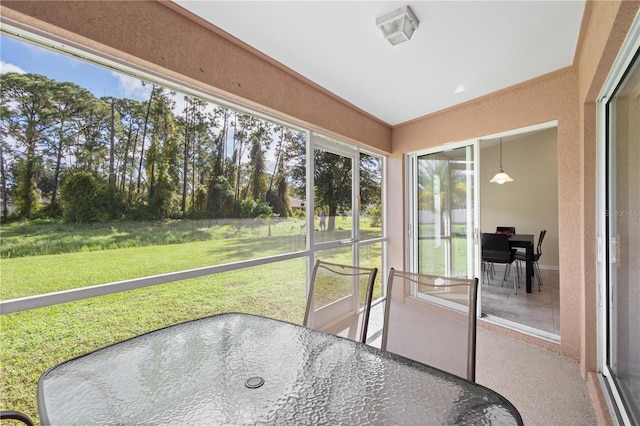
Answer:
38;312;523;425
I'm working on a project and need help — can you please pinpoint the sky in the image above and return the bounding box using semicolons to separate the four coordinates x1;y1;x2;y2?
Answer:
1;34;152;102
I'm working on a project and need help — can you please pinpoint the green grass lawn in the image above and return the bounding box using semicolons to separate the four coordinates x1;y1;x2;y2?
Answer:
0;217;382;424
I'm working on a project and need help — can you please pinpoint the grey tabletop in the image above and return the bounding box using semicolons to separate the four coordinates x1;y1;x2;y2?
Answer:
39;312;522;425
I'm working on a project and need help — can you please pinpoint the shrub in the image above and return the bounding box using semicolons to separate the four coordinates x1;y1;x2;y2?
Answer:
59;170;125;223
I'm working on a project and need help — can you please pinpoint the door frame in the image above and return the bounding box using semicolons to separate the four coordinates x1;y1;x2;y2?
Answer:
405;121;559;320
596;10;640;425
405;138;481;307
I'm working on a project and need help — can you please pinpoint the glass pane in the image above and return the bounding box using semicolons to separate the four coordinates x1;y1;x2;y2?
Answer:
315;247;352;267
417;146;475;278
360;153;383;240
0;258;307;422
313;148;352;242
607;49;640;422
0;35;308;300
360;242;383;302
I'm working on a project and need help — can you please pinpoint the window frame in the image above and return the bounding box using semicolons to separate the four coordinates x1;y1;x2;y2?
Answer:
0;21;388;315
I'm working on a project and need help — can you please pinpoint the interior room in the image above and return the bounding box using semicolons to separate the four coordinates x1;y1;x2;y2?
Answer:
480;125;560;338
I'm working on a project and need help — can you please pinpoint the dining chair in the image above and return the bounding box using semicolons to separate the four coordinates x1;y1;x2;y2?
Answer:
515;229;546;291
303;260;378;344
481;233;519;294
381;269;479;382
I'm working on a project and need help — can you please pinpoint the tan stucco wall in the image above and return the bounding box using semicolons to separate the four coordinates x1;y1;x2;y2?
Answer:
390;68;581;359
574;0;639;379
0;1;392;153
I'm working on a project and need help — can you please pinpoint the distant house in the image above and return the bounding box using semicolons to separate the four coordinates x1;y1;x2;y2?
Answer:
289;197;305;212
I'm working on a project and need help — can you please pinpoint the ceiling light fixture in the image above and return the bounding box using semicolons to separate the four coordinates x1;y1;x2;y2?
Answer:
376;6;419;46
490;138;514;184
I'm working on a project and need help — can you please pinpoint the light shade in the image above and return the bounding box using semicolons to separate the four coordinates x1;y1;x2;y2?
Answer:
489;172;514;184
489;137;514;184
376;6;419;45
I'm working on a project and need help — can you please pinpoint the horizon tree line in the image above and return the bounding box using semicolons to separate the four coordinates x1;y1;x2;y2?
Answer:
0;71;382;229
0;72;307;223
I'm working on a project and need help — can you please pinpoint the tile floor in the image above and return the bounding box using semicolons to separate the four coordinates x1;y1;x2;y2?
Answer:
480;264;560;336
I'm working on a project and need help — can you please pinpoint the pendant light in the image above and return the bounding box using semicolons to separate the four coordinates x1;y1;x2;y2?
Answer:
489;138;514;184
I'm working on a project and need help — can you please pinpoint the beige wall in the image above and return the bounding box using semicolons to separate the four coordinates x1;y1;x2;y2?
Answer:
480;128;559;268
390;68;581;359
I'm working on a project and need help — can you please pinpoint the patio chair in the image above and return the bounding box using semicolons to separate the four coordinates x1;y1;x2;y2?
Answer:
0;411;34;426
381;269;479;382
303;260;378;344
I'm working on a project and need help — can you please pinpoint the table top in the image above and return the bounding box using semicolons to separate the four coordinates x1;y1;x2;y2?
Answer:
508;234;534;243
39;312;522;425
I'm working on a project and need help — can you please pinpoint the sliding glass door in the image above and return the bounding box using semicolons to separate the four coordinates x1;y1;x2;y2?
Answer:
599;17;640;425
309;134;385;327
409;142;478;279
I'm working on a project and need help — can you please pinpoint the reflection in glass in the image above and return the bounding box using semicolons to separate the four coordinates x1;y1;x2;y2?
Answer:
313;149;353;242
360;153;384;240
607;49;640;423
417;147;475;278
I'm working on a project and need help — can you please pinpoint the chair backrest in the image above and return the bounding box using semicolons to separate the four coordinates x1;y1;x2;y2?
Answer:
496;226;516;235
481;233;512;263
381;269;479;381
304;260;378;344
537;230;547;255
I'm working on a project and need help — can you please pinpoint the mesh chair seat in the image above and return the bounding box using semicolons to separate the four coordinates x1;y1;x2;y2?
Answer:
303;260;378;344
381;269;478;382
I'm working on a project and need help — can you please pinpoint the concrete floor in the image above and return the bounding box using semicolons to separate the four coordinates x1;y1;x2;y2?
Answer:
364;293;600;425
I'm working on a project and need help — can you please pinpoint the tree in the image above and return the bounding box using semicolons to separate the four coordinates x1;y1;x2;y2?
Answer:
144;89;180;219
73;96;111;173
0;73;56;219
45;81;97;208
248;124;268;201
178;95;211;214
0;103;13;221
114;98;146;206
313;150;353;231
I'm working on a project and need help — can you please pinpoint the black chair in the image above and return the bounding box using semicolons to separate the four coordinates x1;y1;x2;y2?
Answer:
481;233;519;294
515;230;546;291
0;411;34;426
496;226;516;235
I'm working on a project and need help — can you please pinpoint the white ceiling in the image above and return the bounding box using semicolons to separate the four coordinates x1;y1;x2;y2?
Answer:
174;1;585;126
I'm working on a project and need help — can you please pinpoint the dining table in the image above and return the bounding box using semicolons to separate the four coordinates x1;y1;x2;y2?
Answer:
38;312;523;425
508;233;535;293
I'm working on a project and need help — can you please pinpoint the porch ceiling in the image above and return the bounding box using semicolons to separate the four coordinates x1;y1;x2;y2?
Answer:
174;1;585;126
